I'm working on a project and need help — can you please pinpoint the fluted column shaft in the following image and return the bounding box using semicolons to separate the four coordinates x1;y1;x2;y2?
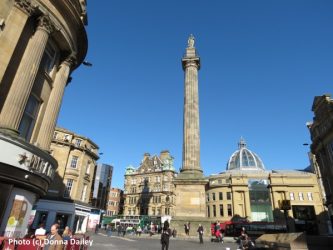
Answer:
181;49;201;173
0;16;53;132
36;58;74;150
0;0;36;85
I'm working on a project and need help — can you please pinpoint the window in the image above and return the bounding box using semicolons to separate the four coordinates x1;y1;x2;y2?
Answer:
157;208;161;215
212;193;216;201
152;208;156;216
64;179;74;198
165;207;170;215
75;139;82;147
155;176;160;183
290;192;295;201
218;179;222;184
64;134;70;142
18;95;40;141
53;132;58;139
207;206;210;217
219;192;223;200
227;204;232;216
206;193;210;202
81;184;87;202
213;205;216;217
227;192;232;200
70;156;78;168
40;45;56;74
307;192;313;201
219;204;224;216
298;192;304;201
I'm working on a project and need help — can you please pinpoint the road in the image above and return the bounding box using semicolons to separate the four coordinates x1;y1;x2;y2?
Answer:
88;232;239;250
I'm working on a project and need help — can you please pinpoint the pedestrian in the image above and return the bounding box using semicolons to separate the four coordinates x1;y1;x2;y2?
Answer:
172;228;177;238
117;225;122;236
95;223;100;234
197;224;204;244
184;223;189;235
35;223;46;236
137;226;142;236
107;224;112;237
43;224;63;250
161;221;172;250
62;226;72;242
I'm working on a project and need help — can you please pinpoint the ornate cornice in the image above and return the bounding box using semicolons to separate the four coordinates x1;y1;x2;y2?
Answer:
37;15;55;34
14;0;36;16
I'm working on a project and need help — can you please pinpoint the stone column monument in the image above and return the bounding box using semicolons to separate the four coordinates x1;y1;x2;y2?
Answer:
172;35;209;236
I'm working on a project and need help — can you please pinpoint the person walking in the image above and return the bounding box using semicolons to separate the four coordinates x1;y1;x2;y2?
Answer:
197;224;204;244
35;223;46;236
43;224;63;250
137;226;142;236
117;224;122;236
161;221;172;250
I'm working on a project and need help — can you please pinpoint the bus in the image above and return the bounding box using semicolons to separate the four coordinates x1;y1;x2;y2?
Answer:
211;221;287;238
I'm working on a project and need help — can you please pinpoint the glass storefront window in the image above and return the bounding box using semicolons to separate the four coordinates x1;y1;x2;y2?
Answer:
248;179;273;222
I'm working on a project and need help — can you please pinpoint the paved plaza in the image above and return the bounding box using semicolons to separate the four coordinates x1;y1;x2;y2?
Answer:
88;233;239;250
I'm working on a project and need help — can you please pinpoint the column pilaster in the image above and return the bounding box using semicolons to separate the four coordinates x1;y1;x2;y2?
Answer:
0;0;36;85
0;15;54;133
36;55;75;150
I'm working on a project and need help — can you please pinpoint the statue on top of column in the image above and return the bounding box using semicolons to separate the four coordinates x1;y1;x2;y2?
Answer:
187;34;195;48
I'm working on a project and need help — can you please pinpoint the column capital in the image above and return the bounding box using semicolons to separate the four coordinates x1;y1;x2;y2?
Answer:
14;0;36;16
36;15;54;34
63;53;77;68
182;57;200;70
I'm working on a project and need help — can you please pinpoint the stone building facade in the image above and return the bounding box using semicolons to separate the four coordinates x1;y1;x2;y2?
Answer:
0;0;88;237
308;94;333;231
123;151;177;217
106;188;124;216
33;127;99;233
206;139;328;234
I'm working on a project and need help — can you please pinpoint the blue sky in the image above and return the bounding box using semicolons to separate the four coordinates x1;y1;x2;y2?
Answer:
57;0;333;189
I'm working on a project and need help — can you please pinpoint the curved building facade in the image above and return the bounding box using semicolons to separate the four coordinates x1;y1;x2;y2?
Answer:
0;0;88;237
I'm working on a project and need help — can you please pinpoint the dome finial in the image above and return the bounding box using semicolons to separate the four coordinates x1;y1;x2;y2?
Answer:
238;136;247;149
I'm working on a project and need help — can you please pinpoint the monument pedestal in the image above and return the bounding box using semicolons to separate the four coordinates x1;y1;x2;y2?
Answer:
171;174;210;236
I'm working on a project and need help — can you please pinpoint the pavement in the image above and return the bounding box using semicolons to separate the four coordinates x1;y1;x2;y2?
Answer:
88;231;240;250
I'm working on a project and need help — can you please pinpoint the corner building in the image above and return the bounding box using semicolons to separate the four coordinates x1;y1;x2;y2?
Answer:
33;127;99;233
206;139;327;234
0;0;88;237
308;94;333;231
123;151;177;218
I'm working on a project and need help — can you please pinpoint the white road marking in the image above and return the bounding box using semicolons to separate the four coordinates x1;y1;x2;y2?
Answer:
97;233;136;242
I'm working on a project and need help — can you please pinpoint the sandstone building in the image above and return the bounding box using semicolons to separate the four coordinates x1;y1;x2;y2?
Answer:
308;94;333;232
206;138;327;234
106;188;124;216
33;127;99;233
0;0;88;237
123;151;177;218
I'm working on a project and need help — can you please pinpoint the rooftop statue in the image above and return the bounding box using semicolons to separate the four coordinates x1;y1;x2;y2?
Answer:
187;34;195;48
